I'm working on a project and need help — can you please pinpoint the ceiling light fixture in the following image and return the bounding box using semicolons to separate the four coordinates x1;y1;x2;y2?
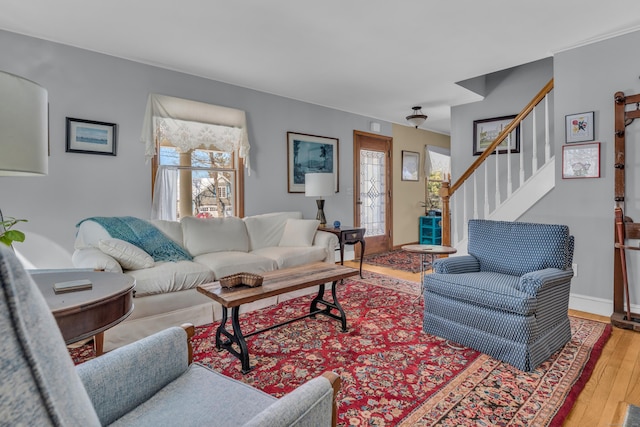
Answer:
406;106;428;128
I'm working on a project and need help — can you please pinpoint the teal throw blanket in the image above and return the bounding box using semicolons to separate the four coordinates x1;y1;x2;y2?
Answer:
77;216;192;262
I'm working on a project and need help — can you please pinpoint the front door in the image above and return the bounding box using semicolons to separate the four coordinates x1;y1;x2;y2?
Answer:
353;131;392;255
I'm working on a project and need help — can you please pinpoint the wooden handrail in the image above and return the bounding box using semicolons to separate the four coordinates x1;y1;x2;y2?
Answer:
440;78;554;246
449;78;554;195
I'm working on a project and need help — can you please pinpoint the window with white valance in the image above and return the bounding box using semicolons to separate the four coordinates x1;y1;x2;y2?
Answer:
423;145;451;212
141;94;248;220
140;94;251;171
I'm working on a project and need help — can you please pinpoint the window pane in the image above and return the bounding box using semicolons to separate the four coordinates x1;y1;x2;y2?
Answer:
359;149;385;237
190;171;235;218
158;146;236;219
191;149;233;169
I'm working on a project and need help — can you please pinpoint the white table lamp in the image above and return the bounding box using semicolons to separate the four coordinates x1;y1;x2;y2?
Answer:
305;173;334;227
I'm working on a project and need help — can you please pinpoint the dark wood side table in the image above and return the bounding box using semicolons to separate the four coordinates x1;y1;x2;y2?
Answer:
323;226;366;278
30;270;135;356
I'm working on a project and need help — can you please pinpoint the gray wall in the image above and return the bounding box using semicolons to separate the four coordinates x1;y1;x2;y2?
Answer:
0;30;392;251
451;30;640;315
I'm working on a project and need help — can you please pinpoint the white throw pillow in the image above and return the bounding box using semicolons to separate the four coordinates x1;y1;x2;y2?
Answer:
98;238;155;270
278;219;320;247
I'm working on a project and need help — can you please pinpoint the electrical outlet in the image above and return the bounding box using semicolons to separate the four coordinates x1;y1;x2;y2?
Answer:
572;263;578;277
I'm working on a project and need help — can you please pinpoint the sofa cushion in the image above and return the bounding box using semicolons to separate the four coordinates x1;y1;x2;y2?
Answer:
243;212;302;251
467;220;571;276
278;219;320;247
108;364;275;427
127;261;215;296
252;246;327;269
181;216;249;256
149;219;184;246
424;271;537;316
99;238;155;270
193;252;277;279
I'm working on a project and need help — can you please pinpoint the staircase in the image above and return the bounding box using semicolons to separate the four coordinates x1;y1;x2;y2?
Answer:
441;79;555;250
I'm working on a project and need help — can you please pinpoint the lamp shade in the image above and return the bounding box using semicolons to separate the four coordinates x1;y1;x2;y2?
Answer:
305;173;334;197
0;71;48;176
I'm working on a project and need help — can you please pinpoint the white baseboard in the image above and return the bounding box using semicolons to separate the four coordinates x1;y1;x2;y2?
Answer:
569;293;626;317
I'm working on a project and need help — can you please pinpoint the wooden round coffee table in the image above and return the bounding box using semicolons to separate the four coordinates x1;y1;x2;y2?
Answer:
401;244;457;300
31;270;135;355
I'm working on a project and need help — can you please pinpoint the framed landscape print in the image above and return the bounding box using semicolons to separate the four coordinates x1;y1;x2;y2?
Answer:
565;111;594;143
562;142;600;178
287;132;339;193
473;115;520;156
401;150;420;181
66;117;117;156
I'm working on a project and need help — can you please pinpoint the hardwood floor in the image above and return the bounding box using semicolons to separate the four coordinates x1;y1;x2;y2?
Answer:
345;260;640;427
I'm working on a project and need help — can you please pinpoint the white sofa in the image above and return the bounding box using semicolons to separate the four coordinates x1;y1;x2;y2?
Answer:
72;211;339;351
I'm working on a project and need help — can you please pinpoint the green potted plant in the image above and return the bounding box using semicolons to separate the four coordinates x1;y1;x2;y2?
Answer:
0;217;27;247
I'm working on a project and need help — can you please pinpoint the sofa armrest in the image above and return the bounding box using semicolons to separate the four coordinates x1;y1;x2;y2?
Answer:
313;230;340;262
72;247;123;273
244;372;341;427
76;326;190;425
518;268;574;295
433;255;480;274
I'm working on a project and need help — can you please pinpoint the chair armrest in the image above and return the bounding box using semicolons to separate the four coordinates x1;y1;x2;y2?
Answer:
433;255;480;274
76;326;191;426
243;371;341;427
313;230;340;262
518;268;574;295
72;247;123;273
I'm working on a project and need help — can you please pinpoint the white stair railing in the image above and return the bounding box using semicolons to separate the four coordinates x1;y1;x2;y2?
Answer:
440;79;555;249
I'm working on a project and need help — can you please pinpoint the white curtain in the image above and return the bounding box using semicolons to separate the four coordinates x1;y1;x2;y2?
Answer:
140;94;251;172
424;145;451;180
151;166;178;221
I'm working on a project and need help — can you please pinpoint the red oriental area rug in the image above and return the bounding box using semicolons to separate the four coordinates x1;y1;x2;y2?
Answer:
70;273;610;426
363;249;425;273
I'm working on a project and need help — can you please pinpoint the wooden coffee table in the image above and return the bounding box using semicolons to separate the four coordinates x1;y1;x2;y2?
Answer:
31;270;135;356
198;262;359;373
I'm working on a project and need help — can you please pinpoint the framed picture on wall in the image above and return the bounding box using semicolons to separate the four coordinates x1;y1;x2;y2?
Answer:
66;117;117;156
287;132;339;193
472;115;520;156
562;142;600;178
401;150;420;181
565;111;595;143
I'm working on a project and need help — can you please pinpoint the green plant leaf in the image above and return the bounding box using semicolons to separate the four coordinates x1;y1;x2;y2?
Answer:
3;230;25;243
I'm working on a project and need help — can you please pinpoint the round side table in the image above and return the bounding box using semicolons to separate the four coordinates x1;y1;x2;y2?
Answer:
401;244;457;300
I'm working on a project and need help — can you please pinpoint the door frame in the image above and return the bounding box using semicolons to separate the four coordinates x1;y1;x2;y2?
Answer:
353;130;393;255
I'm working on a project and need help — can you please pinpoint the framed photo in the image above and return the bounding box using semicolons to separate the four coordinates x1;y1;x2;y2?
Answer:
401;150;420;181
562;142;600;179
565;111;594;143
473;115;520;156
287;132;339;193
66;117;117;156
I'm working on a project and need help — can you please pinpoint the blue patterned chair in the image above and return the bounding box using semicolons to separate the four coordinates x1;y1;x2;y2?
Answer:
423;219;575;371
0;245;340;426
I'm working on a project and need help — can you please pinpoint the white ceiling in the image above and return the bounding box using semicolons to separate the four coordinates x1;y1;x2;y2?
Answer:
2;0;640;134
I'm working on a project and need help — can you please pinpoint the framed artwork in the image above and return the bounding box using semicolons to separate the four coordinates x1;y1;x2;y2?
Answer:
401;150;420;181
562;142;600;179
66;117;117;156
287;132;339;193
473;115;520;156
565;111;594;143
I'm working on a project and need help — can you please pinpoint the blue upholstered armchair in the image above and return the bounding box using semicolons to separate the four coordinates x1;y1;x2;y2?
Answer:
0;246;340;426
423;219;575;371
